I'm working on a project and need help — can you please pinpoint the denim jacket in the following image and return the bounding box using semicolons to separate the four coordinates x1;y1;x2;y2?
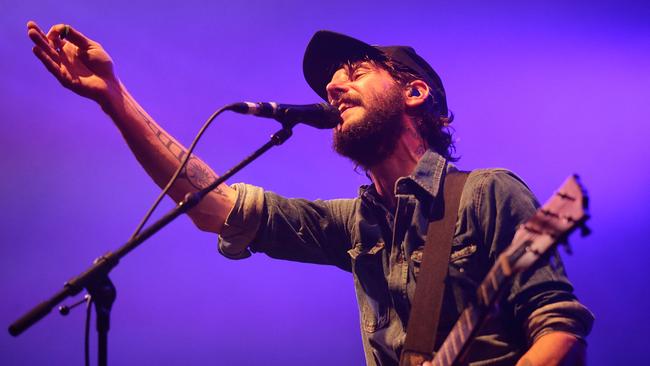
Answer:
219;150;593;366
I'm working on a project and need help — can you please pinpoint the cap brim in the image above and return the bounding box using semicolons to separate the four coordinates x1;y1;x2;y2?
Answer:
303;31;383;101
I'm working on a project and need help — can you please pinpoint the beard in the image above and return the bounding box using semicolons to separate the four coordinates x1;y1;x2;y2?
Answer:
332;84;405;169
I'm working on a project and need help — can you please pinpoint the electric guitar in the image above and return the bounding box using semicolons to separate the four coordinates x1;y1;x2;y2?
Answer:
430;175;590;366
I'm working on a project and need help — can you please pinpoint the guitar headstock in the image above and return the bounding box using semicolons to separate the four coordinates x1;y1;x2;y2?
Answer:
503;175;590;274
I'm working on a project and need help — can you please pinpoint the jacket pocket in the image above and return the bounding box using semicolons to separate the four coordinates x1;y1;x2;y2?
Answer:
348;242;390;333
411;242;480;324
410;242;478;276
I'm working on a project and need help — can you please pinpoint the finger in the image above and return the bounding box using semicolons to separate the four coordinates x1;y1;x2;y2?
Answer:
48;24;91;49
28;27;60;62
46;24;67;50
27;21;55;49
32;46;66;85
26;20;42;33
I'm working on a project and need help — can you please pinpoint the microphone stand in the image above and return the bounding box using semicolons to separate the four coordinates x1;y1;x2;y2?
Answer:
8;116;297;366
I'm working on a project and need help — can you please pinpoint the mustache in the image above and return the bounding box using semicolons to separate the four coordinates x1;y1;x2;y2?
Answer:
333;94;364;107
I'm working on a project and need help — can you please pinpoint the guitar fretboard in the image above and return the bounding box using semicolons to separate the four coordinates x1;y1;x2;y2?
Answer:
431;256;515;366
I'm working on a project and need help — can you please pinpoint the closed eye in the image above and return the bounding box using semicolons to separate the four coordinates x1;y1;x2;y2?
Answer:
352;69;369;80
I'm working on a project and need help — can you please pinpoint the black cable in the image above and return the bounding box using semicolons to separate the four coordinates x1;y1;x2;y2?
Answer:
129;105;234;239
80;104;231;365
84;295;92;366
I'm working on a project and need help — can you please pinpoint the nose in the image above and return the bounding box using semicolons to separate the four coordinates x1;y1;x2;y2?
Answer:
326;78;349;104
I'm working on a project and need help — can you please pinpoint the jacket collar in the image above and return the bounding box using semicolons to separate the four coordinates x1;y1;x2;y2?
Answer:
359;149;449;206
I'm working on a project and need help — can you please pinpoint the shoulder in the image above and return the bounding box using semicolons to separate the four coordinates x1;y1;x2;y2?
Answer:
455;168;541;257
460;168;538;219
315;197;362;232
465;168;533;194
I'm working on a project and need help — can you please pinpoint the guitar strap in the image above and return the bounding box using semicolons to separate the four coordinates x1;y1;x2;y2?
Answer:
400;170;469;366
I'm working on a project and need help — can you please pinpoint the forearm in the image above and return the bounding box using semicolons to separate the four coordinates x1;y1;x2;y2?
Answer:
516;332;586;366
99;80;235;233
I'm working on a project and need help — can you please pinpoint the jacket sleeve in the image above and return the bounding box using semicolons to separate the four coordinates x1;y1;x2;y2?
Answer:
218;183;356;272
472;170;594;344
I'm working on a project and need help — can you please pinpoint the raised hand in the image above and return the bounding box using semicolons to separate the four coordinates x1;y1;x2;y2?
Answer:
27;21;118;103
26;21;236;234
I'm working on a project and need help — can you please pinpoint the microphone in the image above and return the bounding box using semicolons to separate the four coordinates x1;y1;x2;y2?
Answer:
230;102;342;129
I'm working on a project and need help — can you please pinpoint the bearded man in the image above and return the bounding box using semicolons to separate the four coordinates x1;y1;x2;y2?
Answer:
27;22;593;366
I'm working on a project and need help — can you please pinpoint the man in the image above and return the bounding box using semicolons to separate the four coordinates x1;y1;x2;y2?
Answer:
27;22;593;365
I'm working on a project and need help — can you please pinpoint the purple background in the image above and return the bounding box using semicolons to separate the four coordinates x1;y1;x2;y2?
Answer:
2;1;649;365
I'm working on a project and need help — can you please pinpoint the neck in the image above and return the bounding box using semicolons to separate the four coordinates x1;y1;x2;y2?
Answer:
367;118;427;210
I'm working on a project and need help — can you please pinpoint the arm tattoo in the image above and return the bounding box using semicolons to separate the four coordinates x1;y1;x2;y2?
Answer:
139;110;187;163
183;157;217;190
125;99;226;196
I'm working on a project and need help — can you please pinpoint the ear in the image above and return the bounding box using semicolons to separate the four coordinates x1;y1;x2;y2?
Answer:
404;80;430;108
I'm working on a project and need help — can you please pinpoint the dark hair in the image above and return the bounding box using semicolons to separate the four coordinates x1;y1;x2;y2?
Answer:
377;58;458;161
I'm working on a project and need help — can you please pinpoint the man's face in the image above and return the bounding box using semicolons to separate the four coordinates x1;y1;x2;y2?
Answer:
326;61;406;168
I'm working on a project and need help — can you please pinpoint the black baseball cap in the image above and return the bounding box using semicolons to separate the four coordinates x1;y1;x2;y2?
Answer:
302;30;448;116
